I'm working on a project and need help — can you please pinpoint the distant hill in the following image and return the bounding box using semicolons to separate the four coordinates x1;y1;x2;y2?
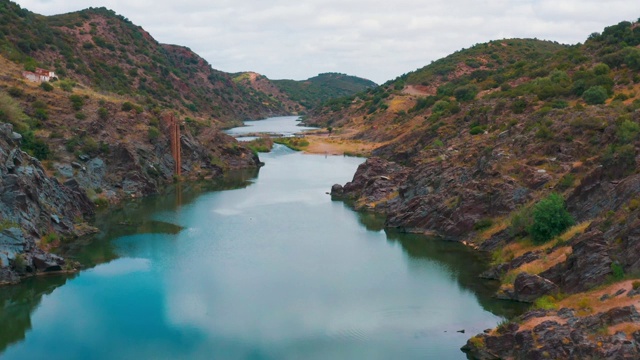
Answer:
232;72;304;114
271;73;377;110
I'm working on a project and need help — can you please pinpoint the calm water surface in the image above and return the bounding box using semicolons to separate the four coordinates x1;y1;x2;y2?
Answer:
0;117;524;359
224;115;316;137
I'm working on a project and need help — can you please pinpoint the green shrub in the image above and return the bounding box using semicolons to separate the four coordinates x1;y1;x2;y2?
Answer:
69;94;84;110
97;107;108;120
611;262;625;281
58;80;75;92
582;86;608;105
511;98;527;114
473;218;493;231
616;120;640;144
40;82;53;92
20;131;50;160
34;108;48;121
454;85;478;102
557;174;575;190
148;126;160;140
528;193;574;244
469;125;486;135
7;87;24;98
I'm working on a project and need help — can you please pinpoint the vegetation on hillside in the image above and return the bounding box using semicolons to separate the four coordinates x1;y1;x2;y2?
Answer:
0;0;288;126
273;72;377;109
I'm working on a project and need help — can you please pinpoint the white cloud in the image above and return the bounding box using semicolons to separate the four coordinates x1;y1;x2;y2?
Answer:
12;0;640;83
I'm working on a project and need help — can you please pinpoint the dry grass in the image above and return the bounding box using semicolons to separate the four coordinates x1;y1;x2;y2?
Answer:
474;217;509;244
558;221;592;242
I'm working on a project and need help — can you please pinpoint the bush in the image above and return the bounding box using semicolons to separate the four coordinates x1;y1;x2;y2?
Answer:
511;98;527;114
20;131;50;160
97;107;108;120
582;86;608;105
616;120;640;144
69;94;84;110
469;125;486;135
528;193;574;244
7;87;24;98
454;85;478;102
557;173;575;190
34;108;48;121
473;218;493;231
40;82;53;92
148;126;160;140
611;263;625;281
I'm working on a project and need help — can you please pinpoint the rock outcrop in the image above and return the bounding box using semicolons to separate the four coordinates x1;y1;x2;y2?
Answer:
463;306;640;360
497;272;560;303
0;123;94;284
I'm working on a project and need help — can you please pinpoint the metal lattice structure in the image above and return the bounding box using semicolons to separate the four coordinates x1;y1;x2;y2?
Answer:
164;112;181;176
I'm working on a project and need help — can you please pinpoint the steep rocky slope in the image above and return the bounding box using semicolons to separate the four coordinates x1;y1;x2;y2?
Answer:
325;19;640;359
0;1;269;284
0;122;94;285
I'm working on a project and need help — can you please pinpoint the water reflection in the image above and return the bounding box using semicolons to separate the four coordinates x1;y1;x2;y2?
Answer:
0;118;527;359
348;203;527;319
0;275;74;353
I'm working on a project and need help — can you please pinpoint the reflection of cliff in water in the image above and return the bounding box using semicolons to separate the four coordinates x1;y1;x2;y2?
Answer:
0;168;260;353
0;274;74;353
62;168;259;268
349;203;528;319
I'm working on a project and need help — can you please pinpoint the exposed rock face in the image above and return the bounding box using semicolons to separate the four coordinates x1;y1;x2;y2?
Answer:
0;123;94;284
331;157;409;213
334;156;530;239
511;272;559;303
480;251;541;280
540;230;613;294
463;306;640;360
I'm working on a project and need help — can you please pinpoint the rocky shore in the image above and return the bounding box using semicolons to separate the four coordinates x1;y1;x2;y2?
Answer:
331;155;640;359
0;123;94;284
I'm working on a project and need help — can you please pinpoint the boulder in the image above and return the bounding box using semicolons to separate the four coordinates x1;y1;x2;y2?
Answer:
330;184;344;197
506;272;559;303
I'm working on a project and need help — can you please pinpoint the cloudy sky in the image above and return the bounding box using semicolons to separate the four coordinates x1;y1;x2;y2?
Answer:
13;0;640;84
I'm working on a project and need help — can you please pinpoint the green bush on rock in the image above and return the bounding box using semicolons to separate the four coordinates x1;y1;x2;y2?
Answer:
528;193;574;244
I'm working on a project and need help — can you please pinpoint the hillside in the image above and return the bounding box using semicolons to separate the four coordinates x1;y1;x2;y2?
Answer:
271;72;377;110
0;1;290;126
321;19;640;358
0;1;270;284
232;72;304;114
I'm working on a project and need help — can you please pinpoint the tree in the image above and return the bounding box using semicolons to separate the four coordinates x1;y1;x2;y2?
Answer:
582;86;608;105
454;85;478;102
528;193;574;244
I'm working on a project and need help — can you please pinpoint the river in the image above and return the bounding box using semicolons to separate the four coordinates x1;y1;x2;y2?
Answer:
0;116;524;359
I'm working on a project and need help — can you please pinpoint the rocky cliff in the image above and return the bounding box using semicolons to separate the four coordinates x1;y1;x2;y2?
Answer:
326;19;640;359
0;122;94;284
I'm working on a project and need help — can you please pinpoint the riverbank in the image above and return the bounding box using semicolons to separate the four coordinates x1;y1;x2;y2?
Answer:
303;130;380;157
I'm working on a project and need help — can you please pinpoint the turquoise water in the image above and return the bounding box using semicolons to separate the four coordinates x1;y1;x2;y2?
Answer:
0;117;523;359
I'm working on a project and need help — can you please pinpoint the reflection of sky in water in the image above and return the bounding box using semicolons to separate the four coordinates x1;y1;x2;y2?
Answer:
224;115;317;137
0;117;514;360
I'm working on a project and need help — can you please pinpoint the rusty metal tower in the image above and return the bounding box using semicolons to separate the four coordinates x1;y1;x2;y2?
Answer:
164;112;181;176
